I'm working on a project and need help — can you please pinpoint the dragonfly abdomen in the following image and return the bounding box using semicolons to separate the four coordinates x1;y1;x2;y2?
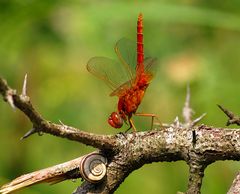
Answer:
137;13;144;76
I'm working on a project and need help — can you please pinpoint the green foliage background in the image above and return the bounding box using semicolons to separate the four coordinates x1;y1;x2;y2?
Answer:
0;1;240;193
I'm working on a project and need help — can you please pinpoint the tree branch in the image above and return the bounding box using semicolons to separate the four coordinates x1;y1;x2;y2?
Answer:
227;171;240;194
0;156;84;194
0;77;117;150
1;76;240;194
0;152;107;194
186;153;206;194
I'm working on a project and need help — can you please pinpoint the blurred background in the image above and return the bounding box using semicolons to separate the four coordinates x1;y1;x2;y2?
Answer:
0;0;240;193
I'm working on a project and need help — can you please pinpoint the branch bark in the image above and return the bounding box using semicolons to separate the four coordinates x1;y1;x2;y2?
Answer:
0;77;118;151
228;171;240;194
1;76;240;194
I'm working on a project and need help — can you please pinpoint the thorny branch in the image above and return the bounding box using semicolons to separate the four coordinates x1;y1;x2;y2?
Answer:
0;77;117;151
182;85;207;194
182;85;206;129
218;104;240;126
1;76;240;194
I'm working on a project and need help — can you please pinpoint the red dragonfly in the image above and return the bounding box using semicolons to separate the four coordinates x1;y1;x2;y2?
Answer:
87;13;158;132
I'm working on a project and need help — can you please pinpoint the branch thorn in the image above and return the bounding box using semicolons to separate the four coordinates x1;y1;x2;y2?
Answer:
217;104;240;126
173;116;180;128
59;120;66;126
21;74;27;97
20;128;37;140
183;84;194;124
191;113;207;127
6;91;16;109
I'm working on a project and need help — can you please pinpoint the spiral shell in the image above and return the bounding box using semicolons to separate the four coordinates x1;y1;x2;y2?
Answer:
80;153;107;183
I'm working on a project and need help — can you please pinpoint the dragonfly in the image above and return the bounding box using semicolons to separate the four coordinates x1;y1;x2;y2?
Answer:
87;13;158;132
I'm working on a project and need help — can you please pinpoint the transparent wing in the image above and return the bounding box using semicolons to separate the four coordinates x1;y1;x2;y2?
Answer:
110;79;133;97
110;58;158;97
115;38;137;82
115;38;157;79
144;57;158;78
87;56;130;91
87;40;158;97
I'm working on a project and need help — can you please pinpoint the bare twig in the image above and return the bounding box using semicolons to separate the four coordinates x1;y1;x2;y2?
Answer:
0;152;108;194
1;76;240;194
0;156;83;194
218;104;240;126
0;77;117;150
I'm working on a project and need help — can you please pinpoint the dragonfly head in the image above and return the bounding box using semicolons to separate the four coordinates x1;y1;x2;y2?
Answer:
108;112;123;128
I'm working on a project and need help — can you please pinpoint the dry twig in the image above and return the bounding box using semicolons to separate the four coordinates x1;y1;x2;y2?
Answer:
1;77;240;194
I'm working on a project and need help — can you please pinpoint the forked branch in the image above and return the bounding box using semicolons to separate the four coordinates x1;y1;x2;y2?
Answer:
1;76;240;194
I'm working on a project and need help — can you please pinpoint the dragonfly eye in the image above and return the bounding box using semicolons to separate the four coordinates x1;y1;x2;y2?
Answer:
108;112;123;128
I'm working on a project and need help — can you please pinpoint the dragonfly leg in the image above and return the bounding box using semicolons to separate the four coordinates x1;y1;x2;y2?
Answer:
126;118;137;133
134;113;162;130
125;126;131;133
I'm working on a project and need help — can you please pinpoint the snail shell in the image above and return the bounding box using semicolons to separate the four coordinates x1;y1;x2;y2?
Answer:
80;153;107;183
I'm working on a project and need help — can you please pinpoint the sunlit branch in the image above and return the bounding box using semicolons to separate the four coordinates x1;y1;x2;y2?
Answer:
0;77;117;150
1;76;240;194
